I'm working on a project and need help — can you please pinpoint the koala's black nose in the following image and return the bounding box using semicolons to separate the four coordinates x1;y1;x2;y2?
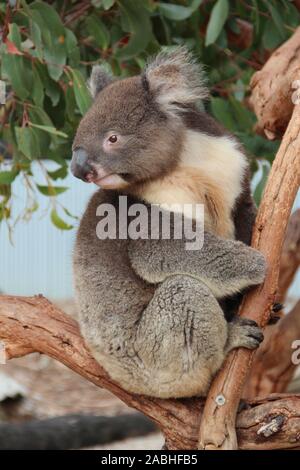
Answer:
71;148;94;182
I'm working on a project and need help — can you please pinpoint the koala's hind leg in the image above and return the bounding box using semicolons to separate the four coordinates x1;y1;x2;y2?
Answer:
133;274;229;398
224;317;264;355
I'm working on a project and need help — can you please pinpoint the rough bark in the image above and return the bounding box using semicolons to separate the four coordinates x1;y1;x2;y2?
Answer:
244;300;300;399
1;294;300;449
198;104;300;450
236;394;300;450
244;209;300;398
277;208;300;303
249;27;300;139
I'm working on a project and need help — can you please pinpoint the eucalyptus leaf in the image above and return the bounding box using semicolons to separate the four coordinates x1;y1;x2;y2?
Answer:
65;29;80;67
8;23;22;49
47;165;68;180
36;63;61;106
29;19;43;60
70;69;92;115
210;97;236;132
32;67;44;107
116;0;153;59
86;15;110;49
1;53;31;100
50;208;73;230
28;107;52;156
29;123;68;139
30;2;67;80
0;169;19;184
159;0;202;21
263;20;283;50
102;0;115;10
37;184;68;196
15;127;40;160
266;1;286;39
228;96;254;132
205;0;229;46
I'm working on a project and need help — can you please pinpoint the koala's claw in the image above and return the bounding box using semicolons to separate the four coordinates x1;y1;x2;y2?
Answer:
225;318;264;354
246;326;264;343
235;317;264;344
237;318;258;327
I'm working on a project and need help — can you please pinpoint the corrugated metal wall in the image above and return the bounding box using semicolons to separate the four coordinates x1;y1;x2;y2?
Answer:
0;162;95;299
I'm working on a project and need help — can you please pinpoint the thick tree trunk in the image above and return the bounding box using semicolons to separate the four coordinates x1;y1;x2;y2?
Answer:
198;103;300;450
1;294;300;450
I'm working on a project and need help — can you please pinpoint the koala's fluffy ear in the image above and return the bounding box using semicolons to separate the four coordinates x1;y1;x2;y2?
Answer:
88;65;113;98
144;47;208;114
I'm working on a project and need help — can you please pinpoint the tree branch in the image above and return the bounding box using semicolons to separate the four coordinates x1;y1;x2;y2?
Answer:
244;300;300;398
277;208;300;303
1;294;300;449
244;209;300;398
249;27;300;139
198;103;300;450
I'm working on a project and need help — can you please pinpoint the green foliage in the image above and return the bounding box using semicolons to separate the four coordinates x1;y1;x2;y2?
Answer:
50;208;73;230
205;0;229;46
0;0;296;228
159;0;202;21
36;184;68;196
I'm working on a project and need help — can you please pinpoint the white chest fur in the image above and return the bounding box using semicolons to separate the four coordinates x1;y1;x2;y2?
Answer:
136;129;248;238
180;129;247;209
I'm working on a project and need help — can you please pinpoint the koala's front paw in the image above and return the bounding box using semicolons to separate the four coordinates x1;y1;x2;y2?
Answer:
225;317;264;354
247;249;267;285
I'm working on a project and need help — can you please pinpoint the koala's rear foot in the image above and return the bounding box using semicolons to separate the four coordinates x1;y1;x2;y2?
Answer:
225;317;264;354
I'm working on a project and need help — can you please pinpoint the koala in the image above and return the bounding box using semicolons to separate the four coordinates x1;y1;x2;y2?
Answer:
71;48;266;398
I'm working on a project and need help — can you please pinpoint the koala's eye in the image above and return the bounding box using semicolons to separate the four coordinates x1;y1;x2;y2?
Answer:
108;134;118;144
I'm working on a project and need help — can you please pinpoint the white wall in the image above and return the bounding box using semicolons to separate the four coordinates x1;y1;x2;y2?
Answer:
0;161;95;298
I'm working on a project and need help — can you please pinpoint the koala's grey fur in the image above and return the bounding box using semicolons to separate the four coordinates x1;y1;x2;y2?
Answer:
74;193;265;398
88;65;114;99
72;47;266;398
